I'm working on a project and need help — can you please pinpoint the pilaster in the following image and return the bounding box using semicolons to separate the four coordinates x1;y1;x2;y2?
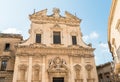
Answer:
70;55;74;82
42;55;46;82
13;56;19;82
27;56;32;82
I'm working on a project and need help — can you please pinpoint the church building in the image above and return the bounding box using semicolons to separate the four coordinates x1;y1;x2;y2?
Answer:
0;8;98;82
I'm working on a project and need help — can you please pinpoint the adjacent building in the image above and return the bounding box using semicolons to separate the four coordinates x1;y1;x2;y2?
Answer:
0;8;98;82
0;33;22;82
97;62;113;82
108;0;120;81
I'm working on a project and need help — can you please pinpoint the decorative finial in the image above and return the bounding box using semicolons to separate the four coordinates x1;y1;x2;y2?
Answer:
75;13;77;17
34;9;36;14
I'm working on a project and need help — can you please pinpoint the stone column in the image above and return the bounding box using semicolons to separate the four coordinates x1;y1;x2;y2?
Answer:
13;56;19;82
70;55;74;82
42;55;46;82
28;56;32;82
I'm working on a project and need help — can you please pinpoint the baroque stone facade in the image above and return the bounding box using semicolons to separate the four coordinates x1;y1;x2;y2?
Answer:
0;8;98;82
108;0;120;81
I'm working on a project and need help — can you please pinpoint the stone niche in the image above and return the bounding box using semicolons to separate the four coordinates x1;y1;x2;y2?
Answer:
47;57;69;82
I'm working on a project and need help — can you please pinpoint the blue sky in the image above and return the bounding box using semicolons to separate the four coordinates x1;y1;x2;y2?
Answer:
0;0;112;65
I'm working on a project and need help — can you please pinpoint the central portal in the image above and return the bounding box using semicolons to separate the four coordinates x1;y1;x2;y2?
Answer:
53;77;64;82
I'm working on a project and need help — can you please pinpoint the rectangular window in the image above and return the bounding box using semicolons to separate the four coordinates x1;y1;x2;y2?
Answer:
53;32;61;44
36;34;41;43
1;60;7;71
72;36;77;45
4;43;10;51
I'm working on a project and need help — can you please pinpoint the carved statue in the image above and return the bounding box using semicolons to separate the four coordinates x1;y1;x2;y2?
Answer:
53;8;60;17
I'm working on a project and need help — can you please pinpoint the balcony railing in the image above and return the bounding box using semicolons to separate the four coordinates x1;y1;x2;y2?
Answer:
87;79;95;82
17;80;27;82
75;79;83;82
32;80;41;82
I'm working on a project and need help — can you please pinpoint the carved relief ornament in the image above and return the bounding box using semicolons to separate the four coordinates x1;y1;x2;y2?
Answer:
85;64;93;71
33;64;40;70
48;57;68;73
74;64;81;71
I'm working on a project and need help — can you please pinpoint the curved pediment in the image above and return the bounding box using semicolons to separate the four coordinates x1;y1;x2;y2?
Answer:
65;11;80;21
29;8;81;25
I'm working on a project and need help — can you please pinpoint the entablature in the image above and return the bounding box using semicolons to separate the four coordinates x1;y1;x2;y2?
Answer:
16;45;94;57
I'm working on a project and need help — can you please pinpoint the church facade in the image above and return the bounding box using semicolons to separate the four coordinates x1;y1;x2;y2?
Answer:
0;8;98;82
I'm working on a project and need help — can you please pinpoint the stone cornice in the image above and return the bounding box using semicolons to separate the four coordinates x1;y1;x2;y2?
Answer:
30;16;80;26
16;45;94;57
0;33;23;40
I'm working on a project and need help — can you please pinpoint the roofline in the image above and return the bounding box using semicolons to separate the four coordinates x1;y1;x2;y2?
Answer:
0;33;23;40
97;62;112;68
